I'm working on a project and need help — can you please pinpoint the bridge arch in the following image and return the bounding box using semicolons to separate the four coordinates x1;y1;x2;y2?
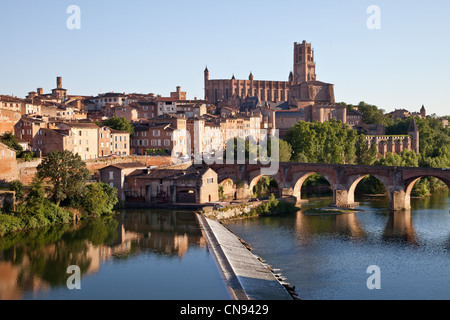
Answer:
249;174;281;198
346;174;391;205
219;178;237;201
292;171;333;203
405;175;450;198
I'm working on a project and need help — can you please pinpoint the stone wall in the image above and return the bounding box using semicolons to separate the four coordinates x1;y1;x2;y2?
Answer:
203;202;261;220
86;156;173;174
15;156;173;186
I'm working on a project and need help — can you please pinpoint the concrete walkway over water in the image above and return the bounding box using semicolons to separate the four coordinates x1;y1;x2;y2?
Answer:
197;214;293;300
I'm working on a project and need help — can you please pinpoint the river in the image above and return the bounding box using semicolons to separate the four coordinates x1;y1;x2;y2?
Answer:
224;189;450;300
1;190;448;300
0;209;231;300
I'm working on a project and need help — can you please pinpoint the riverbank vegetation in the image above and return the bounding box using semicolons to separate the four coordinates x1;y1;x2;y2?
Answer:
282;103;450;198
243;194;298;219
0;151;119;237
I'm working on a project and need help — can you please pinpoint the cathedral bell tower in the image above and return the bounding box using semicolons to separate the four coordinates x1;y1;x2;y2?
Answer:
293;41;317;83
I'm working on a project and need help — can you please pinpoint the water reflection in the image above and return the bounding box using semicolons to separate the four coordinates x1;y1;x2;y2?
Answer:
382;210;418;245
0;210;207;300
295;211;366;240
295;209;419;245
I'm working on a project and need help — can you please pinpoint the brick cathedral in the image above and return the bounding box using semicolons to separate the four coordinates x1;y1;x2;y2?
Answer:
204;41;335;107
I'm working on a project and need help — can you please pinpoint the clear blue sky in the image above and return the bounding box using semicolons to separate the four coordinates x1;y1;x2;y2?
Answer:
1;0;449;116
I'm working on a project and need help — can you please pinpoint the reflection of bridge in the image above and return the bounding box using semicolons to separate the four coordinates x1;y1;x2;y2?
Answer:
210;163;450;211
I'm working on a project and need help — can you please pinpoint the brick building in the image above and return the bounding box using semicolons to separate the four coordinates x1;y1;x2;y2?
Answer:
98;126;112;157
204;41;334;106
131;115;187;156
0;142;18;183
0;108;21;135
14;116;47;145
32;128;75;156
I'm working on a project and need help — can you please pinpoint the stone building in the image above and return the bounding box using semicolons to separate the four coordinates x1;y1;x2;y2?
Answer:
123;164;219;205
98;162;147;202
110;129;130;156
57;122;99;160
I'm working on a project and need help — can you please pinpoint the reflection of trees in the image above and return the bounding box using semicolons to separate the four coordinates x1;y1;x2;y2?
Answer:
0;210;205;299
0;218;119;297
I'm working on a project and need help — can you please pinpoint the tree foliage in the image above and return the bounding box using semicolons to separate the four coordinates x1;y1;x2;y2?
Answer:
285;119;357;164
1;132;23;153
102;117;134;135
82;183;118;218
37;150;90;205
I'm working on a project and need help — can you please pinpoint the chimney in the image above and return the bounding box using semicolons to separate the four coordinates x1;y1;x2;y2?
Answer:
37;88;43;95
57;77;63;89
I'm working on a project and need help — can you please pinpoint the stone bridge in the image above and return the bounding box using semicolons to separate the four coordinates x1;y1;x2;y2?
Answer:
209;162;450;211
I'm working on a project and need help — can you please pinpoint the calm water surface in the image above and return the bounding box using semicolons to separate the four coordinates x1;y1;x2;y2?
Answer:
0;209;231;300
225;189;450;300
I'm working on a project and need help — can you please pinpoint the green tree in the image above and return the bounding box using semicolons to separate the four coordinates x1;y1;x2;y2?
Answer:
37;151;90;205
286;120;358;164
278;139;293;162
8;180;24;202
82;183;118;217
356;101;393;126
355;135;377;165
102;117;134;135
1;132;23;154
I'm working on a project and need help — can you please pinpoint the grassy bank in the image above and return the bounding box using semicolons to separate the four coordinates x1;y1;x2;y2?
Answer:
0;201;73;236
238;195;299;219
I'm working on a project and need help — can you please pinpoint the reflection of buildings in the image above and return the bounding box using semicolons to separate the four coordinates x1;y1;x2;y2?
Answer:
295;210;418;245
0;211;206;300
295;212;365;240
382;210;417;245
115;211;206;258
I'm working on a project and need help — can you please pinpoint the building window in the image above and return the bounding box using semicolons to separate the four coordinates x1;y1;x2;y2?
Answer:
207;178;214;184
109;171;114;180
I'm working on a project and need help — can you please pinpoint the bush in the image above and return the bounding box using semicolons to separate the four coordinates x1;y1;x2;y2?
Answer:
0;214;26;236
81;183;118;218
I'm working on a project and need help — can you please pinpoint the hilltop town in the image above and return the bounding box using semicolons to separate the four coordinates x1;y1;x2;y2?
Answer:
1;41;448;207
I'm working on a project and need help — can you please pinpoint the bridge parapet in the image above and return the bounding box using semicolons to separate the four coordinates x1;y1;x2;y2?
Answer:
209;163;450;211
